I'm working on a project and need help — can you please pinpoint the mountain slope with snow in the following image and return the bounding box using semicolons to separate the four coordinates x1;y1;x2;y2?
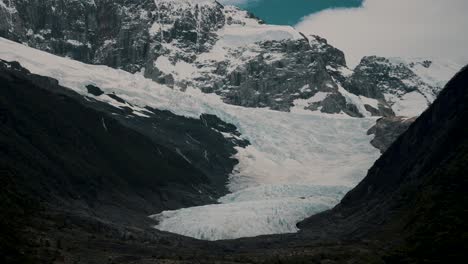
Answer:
1;0;462;118
0;37;379;240
346;56;464;116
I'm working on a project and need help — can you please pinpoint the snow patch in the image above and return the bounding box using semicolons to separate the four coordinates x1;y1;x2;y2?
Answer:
291;92;329;114
154;56;199;82
385;91;429;117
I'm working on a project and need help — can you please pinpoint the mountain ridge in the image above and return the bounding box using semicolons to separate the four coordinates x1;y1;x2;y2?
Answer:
0;0;462;118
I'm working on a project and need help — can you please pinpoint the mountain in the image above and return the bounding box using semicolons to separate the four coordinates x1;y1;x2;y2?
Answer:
0;36;381;241
0;0;462;118
1;50;466;264
0;0;465;243
0;0;467;262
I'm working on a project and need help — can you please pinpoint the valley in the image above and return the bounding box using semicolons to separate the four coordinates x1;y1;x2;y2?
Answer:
0;0;466;263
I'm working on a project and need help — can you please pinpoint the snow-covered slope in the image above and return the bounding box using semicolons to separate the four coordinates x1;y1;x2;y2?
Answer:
346;56;464;117
386;57;465;116
147;3;463;118
0;37;379;240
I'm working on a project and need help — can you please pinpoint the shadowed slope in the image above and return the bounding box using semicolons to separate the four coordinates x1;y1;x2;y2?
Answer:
298;65;468;261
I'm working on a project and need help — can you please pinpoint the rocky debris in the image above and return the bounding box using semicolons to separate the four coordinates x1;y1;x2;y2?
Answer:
367;116;416;153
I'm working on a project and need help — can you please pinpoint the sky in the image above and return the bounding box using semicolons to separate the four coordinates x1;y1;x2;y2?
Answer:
220;0;468;67
218;0;362;25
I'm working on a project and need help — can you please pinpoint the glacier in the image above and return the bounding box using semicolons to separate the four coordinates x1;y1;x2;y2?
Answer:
0;37;382;240
152;185;346;241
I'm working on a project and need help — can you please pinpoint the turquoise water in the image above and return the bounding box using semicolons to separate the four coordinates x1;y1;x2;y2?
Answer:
230;0;362;25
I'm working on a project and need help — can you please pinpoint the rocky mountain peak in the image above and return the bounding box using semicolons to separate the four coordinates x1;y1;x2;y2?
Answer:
344;56;458;116
0;0;462;118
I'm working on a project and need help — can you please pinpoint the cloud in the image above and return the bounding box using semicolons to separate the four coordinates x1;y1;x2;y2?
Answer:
295;0;468;67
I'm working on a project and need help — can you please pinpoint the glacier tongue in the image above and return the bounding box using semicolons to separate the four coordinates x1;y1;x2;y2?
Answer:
0;37;380;241
151;185;344;241
151;105;379;240
150;109;378;241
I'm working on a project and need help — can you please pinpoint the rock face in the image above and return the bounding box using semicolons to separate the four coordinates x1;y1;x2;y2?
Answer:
346;56;449;116
0;0;460;118
0;0;224;73
367;116;416;153
208;36;349;112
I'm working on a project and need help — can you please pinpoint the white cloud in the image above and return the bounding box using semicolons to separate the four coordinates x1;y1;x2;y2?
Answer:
295;0;468;67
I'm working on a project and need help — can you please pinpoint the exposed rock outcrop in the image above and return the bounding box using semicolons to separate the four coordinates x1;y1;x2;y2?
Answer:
0;0;224;73
367;116;416;153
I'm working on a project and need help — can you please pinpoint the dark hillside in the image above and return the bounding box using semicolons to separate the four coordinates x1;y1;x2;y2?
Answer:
0;59;246;263
297;65;468;262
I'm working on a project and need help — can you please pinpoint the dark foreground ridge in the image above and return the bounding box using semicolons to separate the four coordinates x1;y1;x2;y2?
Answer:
1;61;467;264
